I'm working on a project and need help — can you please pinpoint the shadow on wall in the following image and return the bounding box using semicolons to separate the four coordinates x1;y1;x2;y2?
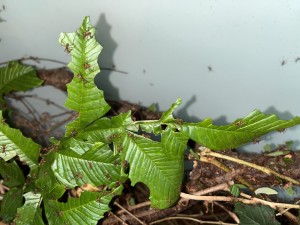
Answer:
263;106;300;148
94;13;120;101
175;94;229;125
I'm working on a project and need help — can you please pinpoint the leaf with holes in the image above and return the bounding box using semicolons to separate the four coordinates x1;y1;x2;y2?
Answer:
52;141;126;188
78;111;138;144
118;128;188;209
44;187;123;225
59;16;110;135
0;160;25;187
181;109;300;150
14;192;44;225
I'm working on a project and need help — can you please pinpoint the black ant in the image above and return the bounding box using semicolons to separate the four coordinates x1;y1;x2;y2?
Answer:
281;60;287;66
208;66;213;72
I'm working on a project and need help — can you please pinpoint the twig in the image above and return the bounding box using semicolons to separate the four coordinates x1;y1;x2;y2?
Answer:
118;201;151;214
0;56;128;74
277;207;300;224
200;148;300;185
214;202;240;224
114;202;147;225
149;216;238;225
199;156;255;190
190;182;231;196
109;212;129;225
180;192;300;210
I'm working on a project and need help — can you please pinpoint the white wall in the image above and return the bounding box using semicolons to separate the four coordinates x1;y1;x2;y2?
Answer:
1;0;300;151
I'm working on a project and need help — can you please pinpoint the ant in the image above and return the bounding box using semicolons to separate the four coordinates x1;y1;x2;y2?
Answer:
208;66;213;72
1;118;7;126
76;74;90;86
234;120;243;127
281;60;287;66
253;138;261;144
74;172;83;179
83;31;93;39
83;61;91;70
277;128;286;133
60;33;76;54
88;162;93;169
1;144;6;156
83;26;93;39
70;129;77;137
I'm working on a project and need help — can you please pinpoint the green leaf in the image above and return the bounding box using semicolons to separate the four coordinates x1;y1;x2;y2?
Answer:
254;187;278;195
234;203;280;225
0;111;40;170
0;159;25;187
0;61;43;96
14;192;44;225
52;141;126;188
79;111;138;143
230;184;241;197
0;187;23;223
35;152;65;200
136;99;182;134
181;109;300;150
44;187;123;225
59;16;110;135
120;128;188;209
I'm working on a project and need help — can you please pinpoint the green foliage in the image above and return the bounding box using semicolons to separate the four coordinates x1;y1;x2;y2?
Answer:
0;16;299;224
234;203;280;225
0;111;40;171
0;61;43;106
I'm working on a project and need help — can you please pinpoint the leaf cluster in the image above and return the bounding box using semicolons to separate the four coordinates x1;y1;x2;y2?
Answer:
0;16;299;224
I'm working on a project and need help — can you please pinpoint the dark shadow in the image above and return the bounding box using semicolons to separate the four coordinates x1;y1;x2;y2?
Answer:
175;95;200;122
175;95;229;125
263;106;300;148
264;106;295;120
94;14;120;100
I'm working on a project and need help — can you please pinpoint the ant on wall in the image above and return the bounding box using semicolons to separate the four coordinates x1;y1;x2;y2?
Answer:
281;60;287;66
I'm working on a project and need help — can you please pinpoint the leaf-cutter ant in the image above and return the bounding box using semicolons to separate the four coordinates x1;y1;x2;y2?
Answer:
234;120;243;127
253;138;261;144
74;172;84;179
1;144;6;156
83;61;91;70
76;74;90;86
60;33;75;54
